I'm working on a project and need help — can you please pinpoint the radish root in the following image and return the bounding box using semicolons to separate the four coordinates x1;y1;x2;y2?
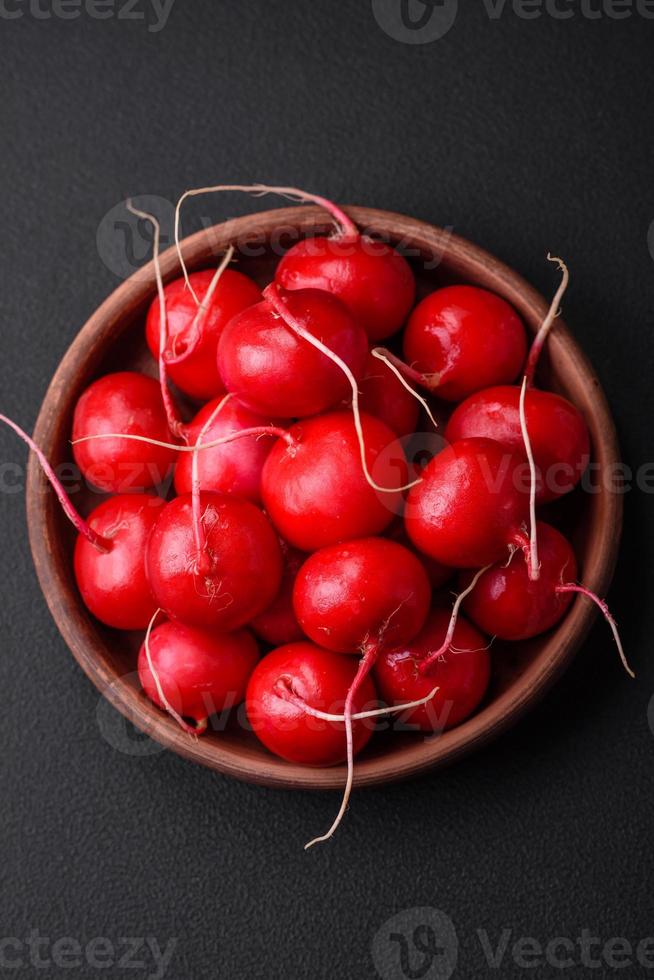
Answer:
274;678;440;723
175;183;358;303
264;284;421;494
304;641;380;850
71;425;293;452
169;245;235;362
419;565;493;675
525;255;570;386
0;413;110;553
371;347;440;393
556;583;634;678
144;609;207;736
519;376;540;581
370;348;439;430
126;202;184;438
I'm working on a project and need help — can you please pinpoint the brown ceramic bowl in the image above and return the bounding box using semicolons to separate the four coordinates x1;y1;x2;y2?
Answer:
26;205;621;789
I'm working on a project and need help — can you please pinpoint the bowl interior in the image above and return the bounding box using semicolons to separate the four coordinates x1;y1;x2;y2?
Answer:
26;206;621;789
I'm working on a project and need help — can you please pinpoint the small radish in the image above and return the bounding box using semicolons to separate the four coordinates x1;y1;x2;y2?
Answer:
0;414;164;630
404;437;530;569
139;617;259;734
74;494;166;630
145;261;262;402
174;395;288;503
378;285;527;403
251;542;305;647
357;351;420;437
174;183;416;341
375;608;490;731
72;372;178;493
146;492;283;630
293;537;431;655
461;520;634;677
445;386;590;503
217;286;368;418
246;642;378;766
292;536;431;846
261;410;407;552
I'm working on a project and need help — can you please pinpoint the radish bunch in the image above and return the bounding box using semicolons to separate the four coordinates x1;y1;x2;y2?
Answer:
3;187;633;850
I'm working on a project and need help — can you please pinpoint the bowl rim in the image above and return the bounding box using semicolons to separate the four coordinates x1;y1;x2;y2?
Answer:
26;204;622;790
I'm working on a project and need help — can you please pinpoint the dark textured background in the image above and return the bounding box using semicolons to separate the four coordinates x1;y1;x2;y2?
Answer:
1;2;653;978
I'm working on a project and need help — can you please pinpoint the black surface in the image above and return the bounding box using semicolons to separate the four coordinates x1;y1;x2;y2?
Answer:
1;3;653;979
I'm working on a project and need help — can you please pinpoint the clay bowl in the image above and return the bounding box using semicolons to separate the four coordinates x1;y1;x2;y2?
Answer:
26;205;621;789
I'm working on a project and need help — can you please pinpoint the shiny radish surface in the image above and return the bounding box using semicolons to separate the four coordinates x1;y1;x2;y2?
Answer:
293;537;431;654
403;285;527;402
445;385;590;503
261;411;407;552
145;268;262;401
146;492;283;630
217;287;368;418
375;608;490;732
462;522;578;641
138;620;259;731
405;437;530;568
72;372;178;493
275;234;415;342
245;642;377;765
174;397;288;503
358;350;420;437
74;493;166;630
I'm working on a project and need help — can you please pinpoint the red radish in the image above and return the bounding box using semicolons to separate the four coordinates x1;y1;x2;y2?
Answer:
261;410;408;552
404;437;530;569
217;286;368;418
251;542;305;647
462;522;577;641
74;494;166;629
146;492;283;630
246;642;377;766
380;285;527;403
445;385;590;503
461;520;634;676
0;414;164;630
139;617;259;734
174;395;288;503
375;608;490;731
145;262;262;402
174;183;415;341
72;372;178;493
293;537;431;655
357;350;420;437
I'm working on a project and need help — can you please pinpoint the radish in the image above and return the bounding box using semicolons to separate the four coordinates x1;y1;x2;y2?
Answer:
357;350;420;437
72;372;178;493
217;286;368;418
139;617;259;734
376;285;527;403
461;521;634;677
0;414;165;630
145;492;283;630
387;524;452;591
261;410;408;552
246;642;378;766
375;608;490;731
445;385;590;503
145;260;262;402
404;437;530;569
173;395;288;503
291;536;431;846
293;537;431;655
251;542;305;647
74;494;166;629
174;183;416;341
